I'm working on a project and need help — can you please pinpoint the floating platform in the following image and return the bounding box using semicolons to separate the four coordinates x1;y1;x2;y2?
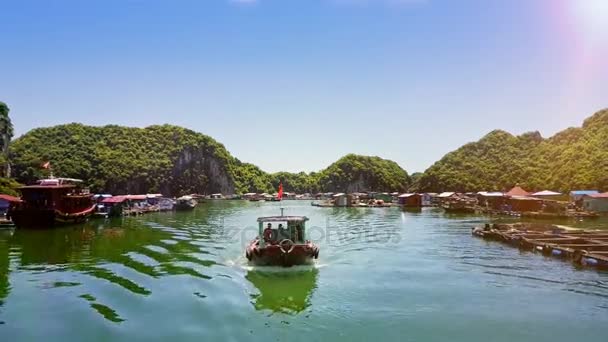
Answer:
475;207;599;219
472;223;608;270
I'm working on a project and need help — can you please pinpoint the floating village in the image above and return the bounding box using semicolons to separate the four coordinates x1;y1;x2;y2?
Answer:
1;174;608;268
2;177;608;225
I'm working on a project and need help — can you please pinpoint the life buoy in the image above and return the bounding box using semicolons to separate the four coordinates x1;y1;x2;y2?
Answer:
279;239;295;254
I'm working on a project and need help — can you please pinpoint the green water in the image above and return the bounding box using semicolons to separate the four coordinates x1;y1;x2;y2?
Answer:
1;201;607;341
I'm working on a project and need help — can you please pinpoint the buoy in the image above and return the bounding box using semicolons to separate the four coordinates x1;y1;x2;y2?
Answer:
582;257;598;266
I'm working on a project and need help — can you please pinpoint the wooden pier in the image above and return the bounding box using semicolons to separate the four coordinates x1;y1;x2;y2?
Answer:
472;223;608;270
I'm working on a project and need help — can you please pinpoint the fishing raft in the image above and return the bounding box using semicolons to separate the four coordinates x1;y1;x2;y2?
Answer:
472;223;608;270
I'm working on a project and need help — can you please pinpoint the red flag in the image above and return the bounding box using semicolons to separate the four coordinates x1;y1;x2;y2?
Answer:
42;161;51;169
278;182;283;200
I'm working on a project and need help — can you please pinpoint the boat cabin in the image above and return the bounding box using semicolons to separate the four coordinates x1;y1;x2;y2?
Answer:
16;178;92;213
257;216;309;248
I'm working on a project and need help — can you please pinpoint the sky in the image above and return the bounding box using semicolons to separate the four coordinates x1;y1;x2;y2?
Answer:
1;0;607;173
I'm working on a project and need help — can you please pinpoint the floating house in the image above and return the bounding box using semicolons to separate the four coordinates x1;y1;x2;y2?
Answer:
398;193;422;207
506;186;530;197
333;193;348;207
477;192;506;210
506;196;543;212
570;190;599;202
368;192;392;203
583;193;608;213
531;190;564;201
210;193;224;199
242;193;258;200
101;195;130;216
282;192;297;200
421;193;436;206
0;194;21;216
437;192;459;204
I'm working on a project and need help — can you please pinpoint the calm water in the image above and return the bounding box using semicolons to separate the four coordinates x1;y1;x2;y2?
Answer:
1;201;608;341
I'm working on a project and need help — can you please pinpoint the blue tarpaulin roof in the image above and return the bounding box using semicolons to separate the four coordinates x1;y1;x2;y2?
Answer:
570;190;599;195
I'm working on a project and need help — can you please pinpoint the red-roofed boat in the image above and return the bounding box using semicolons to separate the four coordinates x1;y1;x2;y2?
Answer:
245;212;319;267
8;177;95;228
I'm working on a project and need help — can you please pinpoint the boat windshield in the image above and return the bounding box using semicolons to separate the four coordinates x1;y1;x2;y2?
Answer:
261;220;306;243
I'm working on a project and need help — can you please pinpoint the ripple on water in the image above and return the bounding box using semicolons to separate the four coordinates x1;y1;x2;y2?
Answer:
3;202;608;339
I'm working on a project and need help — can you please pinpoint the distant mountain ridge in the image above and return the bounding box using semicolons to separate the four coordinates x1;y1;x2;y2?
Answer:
10;109;607;196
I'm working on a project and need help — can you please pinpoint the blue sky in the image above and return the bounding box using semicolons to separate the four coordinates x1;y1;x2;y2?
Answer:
1;0;607;173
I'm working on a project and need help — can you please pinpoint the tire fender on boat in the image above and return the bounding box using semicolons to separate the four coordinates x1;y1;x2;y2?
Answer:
279;239;295;254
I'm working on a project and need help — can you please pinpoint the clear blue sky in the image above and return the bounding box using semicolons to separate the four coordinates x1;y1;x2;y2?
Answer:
1;0;607;173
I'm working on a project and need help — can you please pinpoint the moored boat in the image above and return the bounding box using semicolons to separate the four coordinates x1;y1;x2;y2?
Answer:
175;195;197;210
8;177;95;228
245;214;319;267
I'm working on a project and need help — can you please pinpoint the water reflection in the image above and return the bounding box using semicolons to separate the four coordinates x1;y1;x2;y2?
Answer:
246;268;318;314
1;213;219;323
0;232;9;308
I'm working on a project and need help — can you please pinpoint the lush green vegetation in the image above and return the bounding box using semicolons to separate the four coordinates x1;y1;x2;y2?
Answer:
10;124;242;195
9;123;410;195
413;109;608;193
0;177;21;197
312;154;410;193
0;102;14;178
269;155;410;193
7;107;608;196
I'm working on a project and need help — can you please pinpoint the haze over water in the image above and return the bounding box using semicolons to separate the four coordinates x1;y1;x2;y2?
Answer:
1;201;607;341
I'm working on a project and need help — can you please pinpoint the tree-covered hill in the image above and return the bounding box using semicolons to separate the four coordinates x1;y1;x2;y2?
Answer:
9;123;410;195
413;109;608;193
268;155;410;194
312;154;410;193
10;124;246;195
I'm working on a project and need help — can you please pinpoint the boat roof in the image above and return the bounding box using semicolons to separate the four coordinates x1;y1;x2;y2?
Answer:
20;184;76;189
257;216;309;222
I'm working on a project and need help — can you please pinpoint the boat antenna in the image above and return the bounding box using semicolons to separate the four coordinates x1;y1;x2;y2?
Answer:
280;207;284;217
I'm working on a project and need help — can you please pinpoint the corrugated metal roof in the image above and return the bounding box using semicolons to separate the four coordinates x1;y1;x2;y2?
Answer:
0;194;21;202
589;192;608;199
570;190;599;195
398;193;418;198
477;191;504;197
531;190;562;196
102;195;128;203
438;192;456;197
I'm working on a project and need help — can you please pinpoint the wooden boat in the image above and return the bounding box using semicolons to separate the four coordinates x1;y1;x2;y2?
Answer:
245;214;319;267
175;195;197;210
8;177;95;228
